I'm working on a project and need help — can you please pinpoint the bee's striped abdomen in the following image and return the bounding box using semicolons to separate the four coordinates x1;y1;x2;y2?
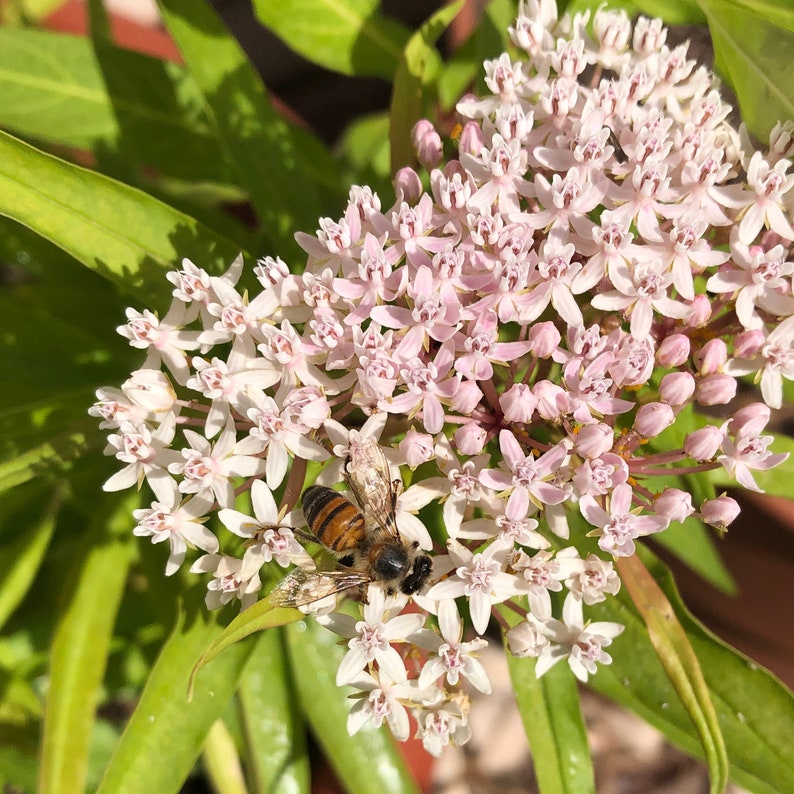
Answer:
302;485;366;552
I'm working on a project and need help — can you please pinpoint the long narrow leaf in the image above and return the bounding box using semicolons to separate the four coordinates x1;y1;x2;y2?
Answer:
506;651;594;794
202;718;249;794
96;590;255;794
38;492;136;794
252;0;410;79
587;546;794;794
189;596;302;697
156;0;323;258
238;629;309;794
0;130;242;304
285;618;420;794
617;554;728;794
0;483;62;632
0;28;235;185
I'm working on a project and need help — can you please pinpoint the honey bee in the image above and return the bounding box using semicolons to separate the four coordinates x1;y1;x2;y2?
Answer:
270;439;433;608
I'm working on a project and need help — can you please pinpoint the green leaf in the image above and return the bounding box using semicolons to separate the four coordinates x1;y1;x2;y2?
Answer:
588;547;794;794
617;554;728;794
506;648;595;793
202;718;249;794
238;630;309;794
0;130;243;303
96;589;256;794
390;1;464;172
0;28;235;186
700;0;794;141
0;398;101;494
652;514;736;593
0;482;61;632
651;516;736;594
285;618;420;794
189;596;303;697
156;0;323;258
252;0;410;79
38;492;136;794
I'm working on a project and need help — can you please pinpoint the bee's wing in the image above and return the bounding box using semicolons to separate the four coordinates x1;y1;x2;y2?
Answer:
269;567;371;608
344;439;400;536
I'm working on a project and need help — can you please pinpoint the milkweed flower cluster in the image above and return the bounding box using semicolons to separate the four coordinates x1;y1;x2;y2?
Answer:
92;0;792;757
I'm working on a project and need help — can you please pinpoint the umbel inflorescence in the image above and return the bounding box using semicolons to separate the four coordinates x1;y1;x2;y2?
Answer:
93;0;792;756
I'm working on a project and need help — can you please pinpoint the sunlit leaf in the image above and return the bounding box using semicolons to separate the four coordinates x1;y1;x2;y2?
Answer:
201;718;248;794
156;0;323;257
700;0;794;141
0;28;235;185
285;618;421;794
252;0;410;79
506;640;595;794
238;630;309;794
617;554;728;793
189;596;302;698
0;130;243;304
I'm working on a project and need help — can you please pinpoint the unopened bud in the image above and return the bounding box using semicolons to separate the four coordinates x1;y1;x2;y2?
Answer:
657;333;690;367
694;338;727;375
458;120;484;156
686;294;712;327
659;371;696;405
695;373;737;406
684;425;723;460
574;423;614;458
700;495;741;529
122;369;176;413
728;402;771;436
532;380;570;420
527;321;561;359
412;120;443;169
654;488;695;522
733;329;765;359
634;402;675;437
454;421;487;455
393;167;423;204
499;383;538;423
399;429;435;468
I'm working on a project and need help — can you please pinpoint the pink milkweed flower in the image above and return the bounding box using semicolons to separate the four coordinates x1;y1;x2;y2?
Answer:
579;482;669;556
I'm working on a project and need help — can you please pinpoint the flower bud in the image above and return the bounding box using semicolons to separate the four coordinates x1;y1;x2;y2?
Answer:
656;333;690;367
122;369;176;413
700;495;741;529
733;329;765;359
527;321;561;359
654;488;695;522
411;120;443;169
532;380;570;420
634;402;675;437
574;423;614;458
659;371;696;405
684;425;723;460
695;373;737;406
694;338;727;375
454;379;485;415
727;402;771;436
393;167;423;204
454;421;487;455
499;383;538;423
400;429;435;468
458;120;484;156
686;294;711;327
